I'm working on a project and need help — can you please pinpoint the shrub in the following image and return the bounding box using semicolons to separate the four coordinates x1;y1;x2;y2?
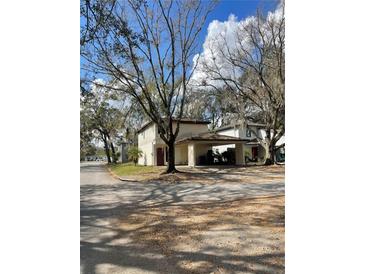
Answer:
264;158;274;165
127;146;143;166
114;152;121;163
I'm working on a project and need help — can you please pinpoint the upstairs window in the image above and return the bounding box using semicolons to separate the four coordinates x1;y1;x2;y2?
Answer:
246;129;251;137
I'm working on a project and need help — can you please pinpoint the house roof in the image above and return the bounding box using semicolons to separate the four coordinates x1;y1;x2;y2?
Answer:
175;132;251;145
137;118;210;133
245;139;260;145
214;122;266;133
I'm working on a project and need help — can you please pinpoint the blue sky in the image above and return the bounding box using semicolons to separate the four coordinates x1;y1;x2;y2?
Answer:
205;0;277;25
197;0;278;52
80;0;278;79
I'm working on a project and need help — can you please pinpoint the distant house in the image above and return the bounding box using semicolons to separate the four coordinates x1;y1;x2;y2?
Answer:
118;142;130;163
215;122;285;163
137;119;253;167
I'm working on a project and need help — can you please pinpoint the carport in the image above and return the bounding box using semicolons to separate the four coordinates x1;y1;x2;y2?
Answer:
175;132;250;167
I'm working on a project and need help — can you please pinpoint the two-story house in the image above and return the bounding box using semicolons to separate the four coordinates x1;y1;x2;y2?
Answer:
215;122;285;162
137;119;250;167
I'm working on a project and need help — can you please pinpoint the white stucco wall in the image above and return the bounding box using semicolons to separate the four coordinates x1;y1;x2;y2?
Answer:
217;128;237;137
136;121;210;166
214;126;269;154
175;145;188;165
153;145;188;165
214;128;237;153
155;122;209;144
138;143;154;165
138;124;156;165
175;123;209;138
137;121;257;166
214;126;267;159
188;143;195;166
214;144;233;154
195;144;212;164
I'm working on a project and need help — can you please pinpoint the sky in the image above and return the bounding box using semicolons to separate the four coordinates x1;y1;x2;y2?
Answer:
194;0;278;53
190;0;282;87
80;0;279;80
203;0;277;31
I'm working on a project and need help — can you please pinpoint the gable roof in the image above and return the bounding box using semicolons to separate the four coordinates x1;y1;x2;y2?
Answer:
137;118;210;133
214;122;266;133
175;132;250;145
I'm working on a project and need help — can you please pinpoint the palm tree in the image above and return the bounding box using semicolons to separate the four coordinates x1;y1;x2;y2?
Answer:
128;146;143;166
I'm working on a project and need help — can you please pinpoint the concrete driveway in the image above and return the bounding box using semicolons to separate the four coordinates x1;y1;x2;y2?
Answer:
80;162;284;274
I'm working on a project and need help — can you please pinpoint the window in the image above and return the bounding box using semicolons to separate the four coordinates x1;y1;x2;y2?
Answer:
246;129;251;137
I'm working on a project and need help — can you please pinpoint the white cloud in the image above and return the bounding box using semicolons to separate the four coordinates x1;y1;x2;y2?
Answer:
190;14;254;89
190;4;284;90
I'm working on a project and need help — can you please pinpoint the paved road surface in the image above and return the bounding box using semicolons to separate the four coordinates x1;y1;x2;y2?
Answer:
80;162;284;274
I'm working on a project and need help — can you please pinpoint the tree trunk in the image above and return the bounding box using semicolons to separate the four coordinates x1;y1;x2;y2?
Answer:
98;130;111;163
104;140;112;163
110;141;117;163
166;141;178;173
263;140;278;165
263;139;274;165
270;143;276;164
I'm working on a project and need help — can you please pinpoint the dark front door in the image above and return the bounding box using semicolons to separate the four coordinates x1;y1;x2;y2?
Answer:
157;148;164;166
252;147;258;160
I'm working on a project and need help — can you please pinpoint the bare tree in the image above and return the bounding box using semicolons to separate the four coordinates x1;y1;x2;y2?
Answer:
81;0;216;173
198;4;285;164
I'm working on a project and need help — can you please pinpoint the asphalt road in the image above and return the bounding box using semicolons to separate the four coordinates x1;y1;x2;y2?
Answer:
80;162;284;274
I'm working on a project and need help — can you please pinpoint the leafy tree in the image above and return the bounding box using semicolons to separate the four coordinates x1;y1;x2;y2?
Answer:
81;0;217;173
80;141;97;161
80;81;131;163
127;146;143;166
185;87;238;129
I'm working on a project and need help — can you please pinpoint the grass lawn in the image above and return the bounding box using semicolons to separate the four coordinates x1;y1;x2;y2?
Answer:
109;163;284;182
109;162;161;177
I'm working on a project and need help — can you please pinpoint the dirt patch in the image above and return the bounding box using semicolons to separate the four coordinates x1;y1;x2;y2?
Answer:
148;165;285;185
117;195;285;273
113;164;285;185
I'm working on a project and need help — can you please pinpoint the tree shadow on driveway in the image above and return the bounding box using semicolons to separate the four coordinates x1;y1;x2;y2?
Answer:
81;179;284;274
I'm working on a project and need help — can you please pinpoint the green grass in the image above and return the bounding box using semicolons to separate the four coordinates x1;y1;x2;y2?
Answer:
96;148;106;157
109;162;161;176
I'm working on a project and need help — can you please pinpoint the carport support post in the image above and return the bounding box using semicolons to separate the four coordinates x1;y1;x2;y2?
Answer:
235;143;246;166
188;143;196;167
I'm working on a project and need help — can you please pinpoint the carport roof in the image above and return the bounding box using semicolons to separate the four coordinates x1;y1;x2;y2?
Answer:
176;132;251;144
245;138;260;145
